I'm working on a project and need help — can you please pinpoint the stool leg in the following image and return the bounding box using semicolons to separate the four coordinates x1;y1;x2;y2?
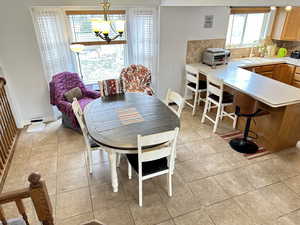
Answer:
233;114;237;129
213;104;222;133
220;105;224;120
201;98;209;123
192;92;198;116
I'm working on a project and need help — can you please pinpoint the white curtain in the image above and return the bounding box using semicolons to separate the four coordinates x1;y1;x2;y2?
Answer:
127;8;158;90
32;8;75;82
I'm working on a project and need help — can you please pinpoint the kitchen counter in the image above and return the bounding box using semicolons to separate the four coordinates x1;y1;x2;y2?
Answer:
186;57;300;107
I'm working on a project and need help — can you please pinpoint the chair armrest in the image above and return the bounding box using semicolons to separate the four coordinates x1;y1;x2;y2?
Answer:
57;100;72;115
83;90;100;99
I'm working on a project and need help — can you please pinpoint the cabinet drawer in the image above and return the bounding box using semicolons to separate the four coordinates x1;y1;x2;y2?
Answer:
293;80;300;88
254;65;275;73
294;72;300;81
260;71;273;78
296;67;300;74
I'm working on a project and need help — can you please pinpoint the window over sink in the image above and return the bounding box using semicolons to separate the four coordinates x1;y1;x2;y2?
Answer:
226;10;272;48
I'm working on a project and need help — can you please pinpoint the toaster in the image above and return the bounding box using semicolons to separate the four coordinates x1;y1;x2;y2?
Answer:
291;51;300;59
202;48;231;68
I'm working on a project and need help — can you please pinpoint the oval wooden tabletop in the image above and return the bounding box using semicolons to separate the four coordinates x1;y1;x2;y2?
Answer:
84;93;180;151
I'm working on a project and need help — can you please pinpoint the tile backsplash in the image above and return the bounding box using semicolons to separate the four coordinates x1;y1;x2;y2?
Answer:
186;39;226;64
273;40;300;55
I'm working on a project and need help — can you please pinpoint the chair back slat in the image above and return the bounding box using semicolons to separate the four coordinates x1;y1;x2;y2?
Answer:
72;98;91;149
207;75;224;98
186;73;198;84
138;129;178;147
165;89;185;118
140;147;172;162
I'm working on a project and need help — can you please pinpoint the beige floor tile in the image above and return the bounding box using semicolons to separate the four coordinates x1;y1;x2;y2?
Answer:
214;169;255;197
56;212;94;225
28;157;57;177
57;168;89;193
284;175;300;194
156;220;175;225
56;188;92;220
30;143;58;161
277;209;300;225
188;177;229;206
234;189;282;224
175;144;195;163
129;193;171;225
240;160;280;188
58;139;85;155
260;182;300;215
185;141;218;158
91;183;127;211
206;199;258;225
173;208;214;225
176;159;209;182
90;150;109;164
58;152;86;171
94;203;135;225
32;131;58;146
88;162;111;186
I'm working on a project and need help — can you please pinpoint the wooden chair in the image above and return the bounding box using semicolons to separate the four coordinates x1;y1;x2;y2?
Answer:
72;98;102;174
184;66;207;116
164;89;185;118
0;173;53;225
126;127;179;207
201;75;237;133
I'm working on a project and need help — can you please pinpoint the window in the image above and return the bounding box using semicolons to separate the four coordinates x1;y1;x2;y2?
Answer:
66;11;126;84
226;12;271;48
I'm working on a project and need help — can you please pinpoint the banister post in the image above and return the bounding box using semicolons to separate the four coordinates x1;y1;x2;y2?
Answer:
28;173;54;225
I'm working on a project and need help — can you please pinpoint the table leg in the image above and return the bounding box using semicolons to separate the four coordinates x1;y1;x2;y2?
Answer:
109;152;118;192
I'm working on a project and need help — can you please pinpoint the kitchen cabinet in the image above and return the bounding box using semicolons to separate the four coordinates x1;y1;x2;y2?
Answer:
293;67;300;88
253;65;275;78
273;64;295;85
272;7;300;41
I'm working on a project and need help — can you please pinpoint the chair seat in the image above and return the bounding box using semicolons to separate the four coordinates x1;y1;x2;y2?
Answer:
126;154;169;176
187;80;207;90
209;91;234;104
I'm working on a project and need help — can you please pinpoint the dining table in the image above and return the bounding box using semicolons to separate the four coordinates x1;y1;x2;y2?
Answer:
84;92;180;192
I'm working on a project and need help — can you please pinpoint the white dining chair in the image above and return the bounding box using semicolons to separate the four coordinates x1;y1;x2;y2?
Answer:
201;75;237;133
126;127;179;207
184;66;207;116
72;98;102;174
164;89;185;118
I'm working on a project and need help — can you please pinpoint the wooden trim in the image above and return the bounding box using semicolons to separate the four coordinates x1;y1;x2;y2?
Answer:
71;40;127;46
230;7;271;14
65;10;126;15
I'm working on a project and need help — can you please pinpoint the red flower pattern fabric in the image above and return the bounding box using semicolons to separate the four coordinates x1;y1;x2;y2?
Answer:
120;65;154;95
98;79;124;97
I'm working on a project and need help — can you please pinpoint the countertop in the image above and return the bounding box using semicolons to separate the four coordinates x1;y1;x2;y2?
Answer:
186;57;300;108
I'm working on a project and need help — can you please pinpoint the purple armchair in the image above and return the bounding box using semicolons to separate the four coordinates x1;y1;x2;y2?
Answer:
50;72;100;130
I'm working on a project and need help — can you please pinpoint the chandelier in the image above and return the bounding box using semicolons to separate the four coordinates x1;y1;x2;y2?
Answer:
91;0;125;43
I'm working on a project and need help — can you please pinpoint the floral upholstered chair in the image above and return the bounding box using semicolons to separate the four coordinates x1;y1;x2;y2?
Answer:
120;65;154;95
50;72;100;130
98;79;124;97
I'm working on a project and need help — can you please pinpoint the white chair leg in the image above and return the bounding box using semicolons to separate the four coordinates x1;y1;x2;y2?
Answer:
201;99;209;123
139;176;143;207
213;104;222;133
128;162;132;179
117;153;121;168
208;101;211;112
168;173;172;197
192;92;198;116
233;114;238;129
220;105;224;120
87;148;93;174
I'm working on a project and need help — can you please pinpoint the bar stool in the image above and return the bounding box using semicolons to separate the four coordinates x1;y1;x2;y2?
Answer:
201;75;237;133
184;66;207;116
229;106;266;154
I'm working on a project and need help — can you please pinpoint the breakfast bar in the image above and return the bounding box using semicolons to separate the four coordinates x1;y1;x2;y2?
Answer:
187;57;300;152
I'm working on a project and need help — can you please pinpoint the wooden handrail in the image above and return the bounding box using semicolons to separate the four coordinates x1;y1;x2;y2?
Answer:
0;173;54;225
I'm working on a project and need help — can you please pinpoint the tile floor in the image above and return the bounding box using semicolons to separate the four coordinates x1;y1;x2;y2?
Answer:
3;107;300;225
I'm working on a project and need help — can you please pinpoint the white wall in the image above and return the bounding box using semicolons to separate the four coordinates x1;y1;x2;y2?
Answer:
157;6;229;97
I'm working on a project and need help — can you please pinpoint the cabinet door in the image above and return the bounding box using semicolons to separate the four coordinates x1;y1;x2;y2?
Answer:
273;64;295;84
281;8;300;41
